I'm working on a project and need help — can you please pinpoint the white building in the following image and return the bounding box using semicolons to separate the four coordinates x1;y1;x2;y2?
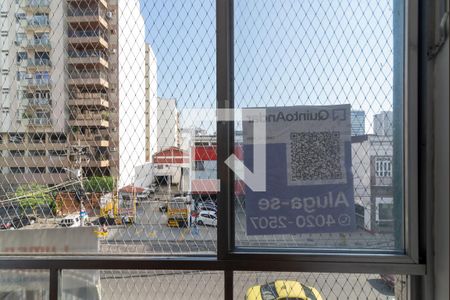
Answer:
117;0;146;187
157;98;179;152
373;111;393;136
352;135;394;233
145;44;158;162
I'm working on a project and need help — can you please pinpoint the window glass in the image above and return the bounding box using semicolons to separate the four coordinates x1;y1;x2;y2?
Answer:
235;271;407;300
234;0;403;251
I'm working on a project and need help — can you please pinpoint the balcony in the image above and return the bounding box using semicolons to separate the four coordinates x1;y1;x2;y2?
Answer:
26;97;52;107
68;30;108;48
67;50;109;68
80;159;110;168
20;78;52;89
25;18;50;31
25;38;51;49
68;71;109;88
67;0;108;9
68;113;109;128
0;156;70;168
28;118;52;126
67;9;108;28
27;58;51;70
20;0;50;13
373;176;393;186
69;92;109;108
74;133;109;147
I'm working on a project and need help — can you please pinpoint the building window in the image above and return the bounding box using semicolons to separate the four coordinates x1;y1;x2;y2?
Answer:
194;161;205;171
29;167;46;174
48;150;67;156
29;133;45;143
10;167;25;174
375;157;392;177
48;167;65;174
17;52;27;64
29;150;46;156
8;133;24;144
9;150;25;157
378;203;394;221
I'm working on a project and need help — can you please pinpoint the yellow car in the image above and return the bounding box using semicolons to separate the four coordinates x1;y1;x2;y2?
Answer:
245;280;322;300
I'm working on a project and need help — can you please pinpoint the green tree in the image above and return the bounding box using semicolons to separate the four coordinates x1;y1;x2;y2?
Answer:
15;184;55;215
84;176;114;193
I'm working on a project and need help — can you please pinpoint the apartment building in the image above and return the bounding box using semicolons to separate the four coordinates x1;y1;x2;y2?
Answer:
0;0;149;193
352;134;394;233
156;98;179;152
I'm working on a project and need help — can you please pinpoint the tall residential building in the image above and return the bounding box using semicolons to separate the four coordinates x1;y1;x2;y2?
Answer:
156;98;179;152
350;110;365;136
373;111;393;136
0;0;147;193
145;44;157;162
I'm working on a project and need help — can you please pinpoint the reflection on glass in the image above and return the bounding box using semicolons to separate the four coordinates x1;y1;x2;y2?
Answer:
234;0;402;250
0;270;49;300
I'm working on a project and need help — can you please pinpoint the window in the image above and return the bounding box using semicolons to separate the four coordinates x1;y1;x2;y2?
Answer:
8;133;24;144
10;167;25;174
29;167;46;174
17;52;27;63
15;13;25;20
375;157;392;177
29;150;46;156
194;161;205;171
9;150;25;157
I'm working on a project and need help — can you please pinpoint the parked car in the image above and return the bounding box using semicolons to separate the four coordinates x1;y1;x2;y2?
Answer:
1;216;36;230
380;274;395;289
0;220;13;230
59;214;81;228
245;280;322;300
196;211;217;227
196;201;217;212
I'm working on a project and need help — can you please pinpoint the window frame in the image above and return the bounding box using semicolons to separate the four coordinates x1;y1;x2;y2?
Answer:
0;0;429;299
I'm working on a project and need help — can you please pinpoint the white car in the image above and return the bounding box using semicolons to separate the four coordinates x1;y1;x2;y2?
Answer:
196;211;217;227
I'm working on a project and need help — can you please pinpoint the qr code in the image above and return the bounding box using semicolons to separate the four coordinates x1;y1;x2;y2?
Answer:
288;131;346;185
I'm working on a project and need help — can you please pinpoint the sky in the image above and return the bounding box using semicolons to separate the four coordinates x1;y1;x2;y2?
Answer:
139;0;397;134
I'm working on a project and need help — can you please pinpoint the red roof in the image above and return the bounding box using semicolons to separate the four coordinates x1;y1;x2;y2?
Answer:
193;145;244;161
153;147;190;164
119;185;145;194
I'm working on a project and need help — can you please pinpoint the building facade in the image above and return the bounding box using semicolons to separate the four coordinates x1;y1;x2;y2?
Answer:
0;0;147;193
352;134;394;233
156;98;179;152
373;111;393;136
350;110;365;136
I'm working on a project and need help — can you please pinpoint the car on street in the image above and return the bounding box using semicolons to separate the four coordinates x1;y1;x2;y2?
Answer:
59;214;81;228
1;215;36;230
196;210;217;227
380;274;395;289
245;280;322;300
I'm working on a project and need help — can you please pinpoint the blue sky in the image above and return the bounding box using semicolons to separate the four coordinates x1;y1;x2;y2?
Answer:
140;0;396;134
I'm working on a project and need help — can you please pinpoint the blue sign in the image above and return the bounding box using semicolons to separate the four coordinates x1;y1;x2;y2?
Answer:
243;105;356;235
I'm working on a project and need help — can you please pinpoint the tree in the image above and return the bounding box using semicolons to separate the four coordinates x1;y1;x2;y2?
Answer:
15;184;55;215
84;176;114;193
